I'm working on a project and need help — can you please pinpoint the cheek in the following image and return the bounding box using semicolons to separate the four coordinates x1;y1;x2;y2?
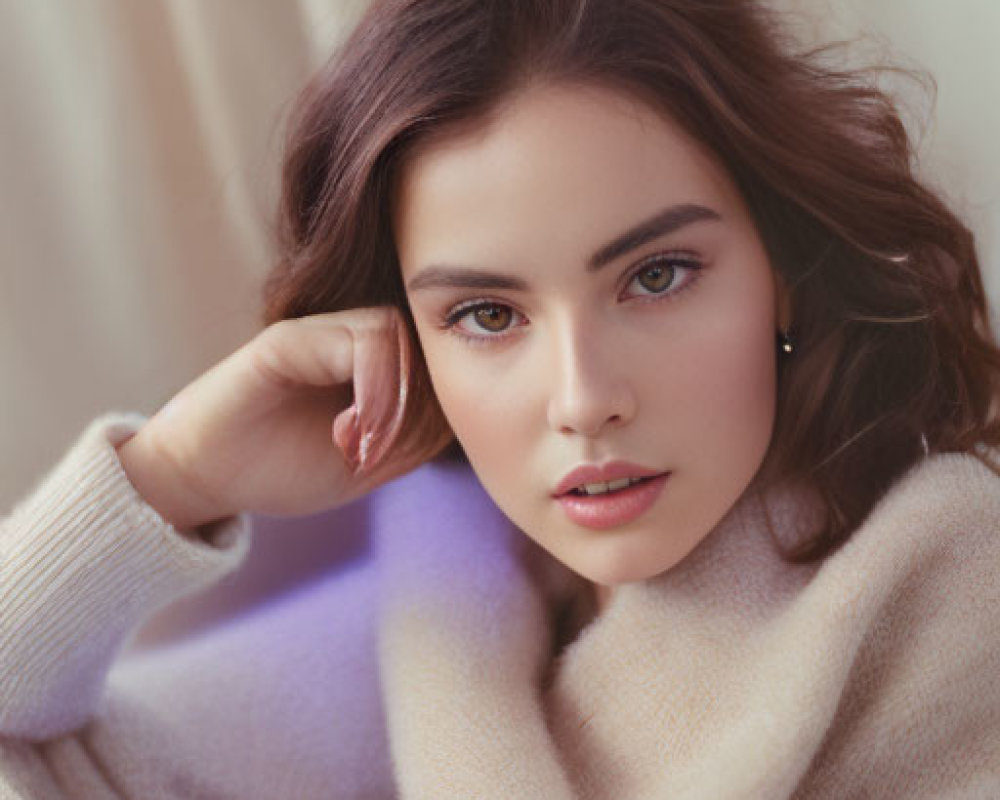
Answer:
661;285;778;456
426;354;539;524
420;339;531;466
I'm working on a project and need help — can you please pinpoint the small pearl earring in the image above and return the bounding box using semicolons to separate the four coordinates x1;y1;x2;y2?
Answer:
778;327;794;355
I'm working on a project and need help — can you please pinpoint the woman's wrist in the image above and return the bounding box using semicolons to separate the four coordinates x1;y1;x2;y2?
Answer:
114;430;228;534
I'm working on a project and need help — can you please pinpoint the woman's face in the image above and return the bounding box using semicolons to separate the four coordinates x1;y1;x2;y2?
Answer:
394;82;790;598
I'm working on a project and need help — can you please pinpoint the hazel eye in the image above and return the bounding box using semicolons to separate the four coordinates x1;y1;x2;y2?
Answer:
469;304;512;333
445;301;525;340
625;255;701;299
635;263;673;294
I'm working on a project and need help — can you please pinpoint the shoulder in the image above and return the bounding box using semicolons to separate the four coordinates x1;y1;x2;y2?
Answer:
793;448;1000;790
856;444;1000;552
766;444;1000;582
813;444;1000;630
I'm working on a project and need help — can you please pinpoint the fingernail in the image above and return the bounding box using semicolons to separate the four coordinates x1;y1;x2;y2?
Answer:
352;405;378;475
334;405;362;471
357;426;374;471
366;322;409;470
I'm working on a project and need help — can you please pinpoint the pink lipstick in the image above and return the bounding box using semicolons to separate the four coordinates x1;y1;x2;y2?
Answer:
552;460;669;530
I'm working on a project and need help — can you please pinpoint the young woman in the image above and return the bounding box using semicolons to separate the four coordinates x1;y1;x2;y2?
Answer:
3;0;999;797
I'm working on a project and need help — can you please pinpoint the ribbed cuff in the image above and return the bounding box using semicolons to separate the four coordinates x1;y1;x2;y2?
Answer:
0;411;253;739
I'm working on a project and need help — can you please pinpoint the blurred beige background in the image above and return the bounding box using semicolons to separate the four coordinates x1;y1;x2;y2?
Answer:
2;0;998;509
0;0;370;513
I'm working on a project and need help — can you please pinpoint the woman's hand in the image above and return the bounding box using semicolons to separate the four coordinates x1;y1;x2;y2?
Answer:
115;306;454;531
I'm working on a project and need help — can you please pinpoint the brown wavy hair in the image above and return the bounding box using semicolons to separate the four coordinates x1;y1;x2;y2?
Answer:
260;0;1000;563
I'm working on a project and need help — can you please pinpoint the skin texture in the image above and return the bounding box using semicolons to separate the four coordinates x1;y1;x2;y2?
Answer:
394;81;791;613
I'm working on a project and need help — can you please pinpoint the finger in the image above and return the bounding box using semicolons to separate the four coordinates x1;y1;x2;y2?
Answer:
328;309;408;474
249;317;355;391
349;312;410;473
332;403;361;468
359;312;411;472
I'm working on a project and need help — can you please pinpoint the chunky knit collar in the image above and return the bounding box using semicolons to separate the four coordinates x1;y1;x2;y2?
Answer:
371;449;1000;798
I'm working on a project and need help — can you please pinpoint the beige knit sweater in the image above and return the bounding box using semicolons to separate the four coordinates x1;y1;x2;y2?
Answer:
1;412;999;798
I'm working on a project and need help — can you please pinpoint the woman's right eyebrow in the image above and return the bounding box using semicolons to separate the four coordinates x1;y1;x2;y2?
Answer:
405;202;722;293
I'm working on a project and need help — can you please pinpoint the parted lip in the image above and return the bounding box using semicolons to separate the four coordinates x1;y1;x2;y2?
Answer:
552;460;668;498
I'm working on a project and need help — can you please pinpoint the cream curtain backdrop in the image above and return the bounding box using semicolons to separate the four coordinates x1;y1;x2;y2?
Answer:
0;0;369;514
2;1;998;510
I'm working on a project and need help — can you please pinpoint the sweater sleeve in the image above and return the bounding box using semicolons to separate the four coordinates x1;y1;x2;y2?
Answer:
0;412;253;740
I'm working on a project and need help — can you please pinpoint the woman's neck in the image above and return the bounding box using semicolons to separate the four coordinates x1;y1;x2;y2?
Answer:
593;582;613;614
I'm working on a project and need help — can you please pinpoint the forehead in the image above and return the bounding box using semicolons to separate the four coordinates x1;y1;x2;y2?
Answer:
392;82;745;271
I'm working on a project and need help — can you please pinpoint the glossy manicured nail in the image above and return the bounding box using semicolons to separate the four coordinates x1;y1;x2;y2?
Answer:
352;318;411;474
333;405;362;471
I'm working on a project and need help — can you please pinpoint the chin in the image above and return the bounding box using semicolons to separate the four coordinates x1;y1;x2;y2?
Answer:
568;554;670;588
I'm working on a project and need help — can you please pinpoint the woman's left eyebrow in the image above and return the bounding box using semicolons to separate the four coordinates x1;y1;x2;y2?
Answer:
405;202;722;293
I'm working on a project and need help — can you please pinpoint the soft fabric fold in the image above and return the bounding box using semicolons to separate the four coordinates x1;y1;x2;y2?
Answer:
374;459;579;798
374;449;1000;799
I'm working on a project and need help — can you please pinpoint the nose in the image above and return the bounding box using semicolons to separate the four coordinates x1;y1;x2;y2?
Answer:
545;317;636;438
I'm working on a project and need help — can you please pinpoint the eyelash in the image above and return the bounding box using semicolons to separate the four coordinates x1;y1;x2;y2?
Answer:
438;252;704;347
